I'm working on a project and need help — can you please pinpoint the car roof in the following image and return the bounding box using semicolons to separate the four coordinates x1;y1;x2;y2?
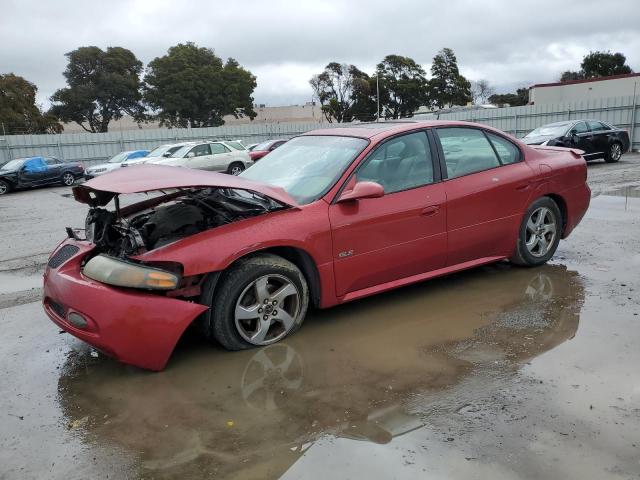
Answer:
303;120;500;140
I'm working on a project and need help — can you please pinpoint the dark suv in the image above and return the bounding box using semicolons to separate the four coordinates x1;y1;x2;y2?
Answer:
523;119;630;163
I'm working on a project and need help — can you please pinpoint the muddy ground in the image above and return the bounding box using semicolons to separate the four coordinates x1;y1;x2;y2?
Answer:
1;155;640;479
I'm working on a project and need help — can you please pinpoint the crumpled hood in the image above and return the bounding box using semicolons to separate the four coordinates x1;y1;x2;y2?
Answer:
72;164;300;208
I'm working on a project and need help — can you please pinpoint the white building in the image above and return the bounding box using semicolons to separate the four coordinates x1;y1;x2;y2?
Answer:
529;73;640;105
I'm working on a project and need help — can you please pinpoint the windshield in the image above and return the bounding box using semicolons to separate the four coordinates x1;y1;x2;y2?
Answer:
1;158;25;170
108;152;129;163
240;135;368;205
525;123;571;138
146;145;176;158
169;145;194;158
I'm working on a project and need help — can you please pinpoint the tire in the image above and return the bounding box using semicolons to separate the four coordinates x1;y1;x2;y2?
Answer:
510;197;562;267
204;254;309;350
0;179;11;195
604;142;622;163
61;172;75;186
227;162;245;175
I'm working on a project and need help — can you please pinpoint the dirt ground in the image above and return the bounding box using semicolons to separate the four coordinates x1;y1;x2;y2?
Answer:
1;155;640;480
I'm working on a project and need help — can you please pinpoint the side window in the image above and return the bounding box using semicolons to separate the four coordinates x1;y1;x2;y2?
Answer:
44;157;61;165
189;144;211;157
486;133;520;165
587;121;608;132
210;143;229;155
356;132;434;194
573;122;589;134
437;128;500;179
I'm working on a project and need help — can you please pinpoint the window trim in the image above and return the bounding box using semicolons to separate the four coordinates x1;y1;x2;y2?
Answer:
433;126;522;181
331;128;441;203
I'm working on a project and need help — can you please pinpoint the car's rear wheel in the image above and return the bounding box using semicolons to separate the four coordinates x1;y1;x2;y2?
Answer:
205;254;309;350
227;162;245;175
0;179;11;195
604;142;622;163
510;197;562;267
61;172;75;186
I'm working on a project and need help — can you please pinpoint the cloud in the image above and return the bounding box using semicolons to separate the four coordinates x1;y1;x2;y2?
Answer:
1;0;639;107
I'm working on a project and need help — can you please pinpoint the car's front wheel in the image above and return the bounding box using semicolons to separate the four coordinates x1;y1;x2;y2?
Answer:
227;162;245;175
604;142;622;163
510;197;562;267
61;172;75;186
0;179;11;195
205;254;309;350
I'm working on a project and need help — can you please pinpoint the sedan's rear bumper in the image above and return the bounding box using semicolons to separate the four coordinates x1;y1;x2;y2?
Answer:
42;240;207;371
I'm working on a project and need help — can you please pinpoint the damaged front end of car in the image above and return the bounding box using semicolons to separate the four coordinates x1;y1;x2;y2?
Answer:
43;165;299;370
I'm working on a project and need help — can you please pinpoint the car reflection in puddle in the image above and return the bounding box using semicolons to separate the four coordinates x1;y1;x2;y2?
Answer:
56;263;584;479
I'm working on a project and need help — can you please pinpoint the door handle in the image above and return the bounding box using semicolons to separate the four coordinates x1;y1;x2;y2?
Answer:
421;205;440;216
516;183;530;191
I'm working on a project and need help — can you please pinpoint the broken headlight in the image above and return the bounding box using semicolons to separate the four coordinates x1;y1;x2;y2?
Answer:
82;255;180;290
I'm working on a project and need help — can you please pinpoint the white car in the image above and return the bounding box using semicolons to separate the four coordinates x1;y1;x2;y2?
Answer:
152;141;253;175
125;143;186;166
84;150;149;179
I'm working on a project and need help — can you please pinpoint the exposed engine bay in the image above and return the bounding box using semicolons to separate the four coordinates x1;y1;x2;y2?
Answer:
84;188;282;257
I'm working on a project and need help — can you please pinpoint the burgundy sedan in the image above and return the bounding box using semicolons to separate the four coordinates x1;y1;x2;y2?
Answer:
248;139;287;161
43;121;590;370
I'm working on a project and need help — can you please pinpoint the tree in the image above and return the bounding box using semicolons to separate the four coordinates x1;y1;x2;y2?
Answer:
309;63;376;122
0;73;61;134
470;79;495;104
50;46;145;133
488;87;529;107
427;48;472;109
144;43;256;128
581;51;632;78
376;55;429;119
560;70;585;82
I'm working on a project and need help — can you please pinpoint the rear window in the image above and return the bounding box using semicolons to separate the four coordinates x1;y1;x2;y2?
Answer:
226;141;246;151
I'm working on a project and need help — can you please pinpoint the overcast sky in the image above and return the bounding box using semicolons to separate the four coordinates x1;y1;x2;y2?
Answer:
2;0;640;109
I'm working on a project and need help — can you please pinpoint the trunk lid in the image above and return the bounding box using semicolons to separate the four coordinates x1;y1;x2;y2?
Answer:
72;165;299;208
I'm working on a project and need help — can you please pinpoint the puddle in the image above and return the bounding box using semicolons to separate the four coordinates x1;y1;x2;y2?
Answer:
56;264;585;478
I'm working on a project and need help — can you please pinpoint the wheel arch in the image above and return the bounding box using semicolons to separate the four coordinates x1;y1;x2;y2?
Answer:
542;193;568;237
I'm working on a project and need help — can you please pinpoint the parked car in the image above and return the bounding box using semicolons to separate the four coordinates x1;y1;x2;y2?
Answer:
0;156;84;195
125;143;185;166
246;143;259;151
523;119;630;162
43;120;590;370
249;139;287;161
84;150;150;179
153;140;253;174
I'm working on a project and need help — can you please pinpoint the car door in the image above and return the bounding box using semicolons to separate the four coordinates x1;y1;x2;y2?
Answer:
329;130;447;297
208;143;234;171
185;144;213;170
44;157;63;183
569;121;597;158
586;120;611;157
434;127;535;266
20;157;49;186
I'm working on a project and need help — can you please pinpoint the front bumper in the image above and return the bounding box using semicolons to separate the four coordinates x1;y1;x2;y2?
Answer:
42;240;208;371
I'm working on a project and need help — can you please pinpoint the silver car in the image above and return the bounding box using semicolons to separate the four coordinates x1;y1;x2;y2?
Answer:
151;141;253;174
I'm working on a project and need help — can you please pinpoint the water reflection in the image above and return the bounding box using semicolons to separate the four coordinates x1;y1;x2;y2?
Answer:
57;263;584;479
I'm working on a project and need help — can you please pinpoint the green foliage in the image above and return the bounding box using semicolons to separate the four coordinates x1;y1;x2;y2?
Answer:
488;88;529;107
144;43;256;128
50;46;145;133
427;48;472;109
0;73;62;134
560;51;633;82
376;55;428;119
310;63;376;122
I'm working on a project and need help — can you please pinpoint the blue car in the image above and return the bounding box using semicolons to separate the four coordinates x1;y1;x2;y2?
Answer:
84;150;150;179
0;156;85;195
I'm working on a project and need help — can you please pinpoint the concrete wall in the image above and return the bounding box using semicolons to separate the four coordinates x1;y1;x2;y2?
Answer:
530;74;640;105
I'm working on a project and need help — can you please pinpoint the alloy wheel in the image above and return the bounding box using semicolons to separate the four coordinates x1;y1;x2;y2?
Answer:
234;274;301;345
610;143;622;161
230;165;244;175
525;207;557;257
63;173;75;186
0;182;7;195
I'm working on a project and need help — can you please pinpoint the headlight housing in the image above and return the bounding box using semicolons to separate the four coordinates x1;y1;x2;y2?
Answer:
82;255;180;290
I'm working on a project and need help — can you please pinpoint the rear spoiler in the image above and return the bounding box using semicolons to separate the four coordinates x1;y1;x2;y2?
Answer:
531;145;585;158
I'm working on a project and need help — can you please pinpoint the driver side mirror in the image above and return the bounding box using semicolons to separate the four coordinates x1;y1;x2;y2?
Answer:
337;181;384;203
567;130;579;144
162;152;172;157
186;152;195;158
